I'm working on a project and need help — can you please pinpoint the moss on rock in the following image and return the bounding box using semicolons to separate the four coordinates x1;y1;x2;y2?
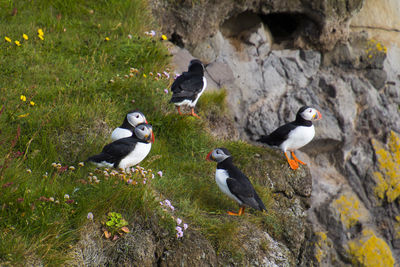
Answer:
347;229;395;267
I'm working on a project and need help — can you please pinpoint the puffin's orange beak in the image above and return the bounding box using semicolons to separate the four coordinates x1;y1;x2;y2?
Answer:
145;119;148;124
206;151;213;161
151;131;155;143
315;110;322;120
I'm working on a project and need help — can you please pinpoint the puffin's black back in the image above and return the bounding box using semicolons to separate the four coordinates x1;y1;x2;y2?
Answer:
87;135;146;168
169;66;205;103
217;157;266;211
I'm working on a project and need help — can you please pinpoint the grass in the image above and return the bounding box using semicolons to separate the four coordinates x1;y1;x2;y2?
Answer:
0;0;283;265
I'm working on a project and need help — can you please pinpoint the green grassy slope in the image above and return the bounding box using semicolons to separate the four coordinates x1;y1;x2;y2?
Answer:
0;1;280;265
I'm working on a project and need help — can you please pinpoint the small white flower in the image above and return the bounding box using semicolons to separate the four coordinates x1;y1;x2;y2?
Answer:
128;34;132;39
157;171;163;177
64;194;70;199
183;223;188;230
176;218;182;225
49;197;55;202
87;212;94;220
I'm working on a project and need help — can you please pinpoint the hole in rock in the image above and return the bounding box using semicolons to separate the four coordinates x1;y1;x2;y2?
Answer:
220;11;263;38
170;32;184;48
261;12;320;49
220;11;321;50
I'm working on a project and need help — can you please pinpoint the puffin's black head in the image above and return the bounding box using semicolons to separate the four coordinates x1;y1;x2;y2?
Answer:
134;123;155;143
296;106;322;122
126;110;147;127
206;148;231;163
188;59;204;75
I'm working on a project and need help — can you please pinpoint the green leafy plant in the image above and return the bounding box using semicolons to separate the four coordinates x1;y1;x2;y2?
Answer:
102;212;130;240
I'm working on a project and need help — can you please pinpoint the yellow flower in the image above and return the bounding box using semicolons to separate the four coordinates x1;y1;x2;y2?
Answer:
20;95;26;101
105;37;110;41
30;101;35;106
15;40;21;46
38;34;44;40
23;34;28;40
5;36;11;42
18;113;29;118
161;34;168;41
143;74;147;78
38;29;44;36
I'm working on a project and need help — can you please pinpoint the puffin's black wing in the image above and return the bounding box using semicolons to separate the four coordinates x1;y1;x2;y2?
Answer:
102;137;139;158
87;137;139;166
170;72;204;102
226;167;266;211
257;122;297;146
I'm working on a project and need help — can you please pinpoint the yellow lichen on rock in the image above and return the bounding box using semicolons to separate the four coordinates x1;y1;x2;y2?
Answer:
332;195;362;228
372;131;400;202
348;229;395;267
315;231;327;263
395;215;400;239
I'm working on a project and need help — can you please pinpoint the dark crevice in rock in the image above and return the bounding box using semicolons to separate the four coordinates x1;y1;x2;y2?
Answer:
170;32;184;48
260;12;321;49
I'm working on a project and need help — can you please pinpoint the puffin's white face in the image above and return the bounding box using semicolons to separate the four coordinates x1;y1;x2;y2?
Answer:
206;148;231;163
300;107;322;121
134;124;154;143
127;112;147;127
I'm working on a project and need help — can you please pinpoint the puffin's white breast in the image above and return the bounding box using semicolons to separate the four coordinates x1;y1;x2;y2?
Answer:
215;169;242;205
118;143;151;170
280;125;315;152
111;128;132;141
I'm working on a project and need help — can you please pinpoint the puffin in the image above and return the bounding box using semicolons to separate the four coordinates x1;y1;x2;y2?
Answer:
111;110;147;141
257;106;322;170
206;148;267;216
170;59;207;118
88;123;154;170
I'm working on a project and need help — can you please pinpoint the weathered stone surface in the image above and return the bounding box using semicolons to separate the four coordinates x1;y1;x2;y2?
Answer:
152;0;400;265
151;0;364;51
350;0;400;47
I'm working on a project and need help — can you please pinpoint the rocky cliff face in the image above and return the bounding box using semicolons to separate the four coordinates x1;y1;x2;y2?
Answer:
152;0;400;265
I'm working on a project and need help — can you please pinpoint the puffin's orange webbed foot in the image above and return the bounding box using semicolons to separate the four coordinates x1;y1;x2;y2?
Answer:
176;106;183;115
291;151;306;165
285;152;299;170
189;108;200;118
227;207;245;216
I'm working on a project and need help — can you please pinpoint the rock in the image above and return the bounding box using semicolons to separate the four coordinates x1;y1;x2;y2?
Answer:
365;68;387;89
151;0;364;52
350;0;400;47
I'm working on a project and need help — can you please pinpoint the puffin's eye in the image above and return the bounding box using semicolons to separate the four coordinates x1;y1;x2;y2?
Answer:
309;110;312;113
